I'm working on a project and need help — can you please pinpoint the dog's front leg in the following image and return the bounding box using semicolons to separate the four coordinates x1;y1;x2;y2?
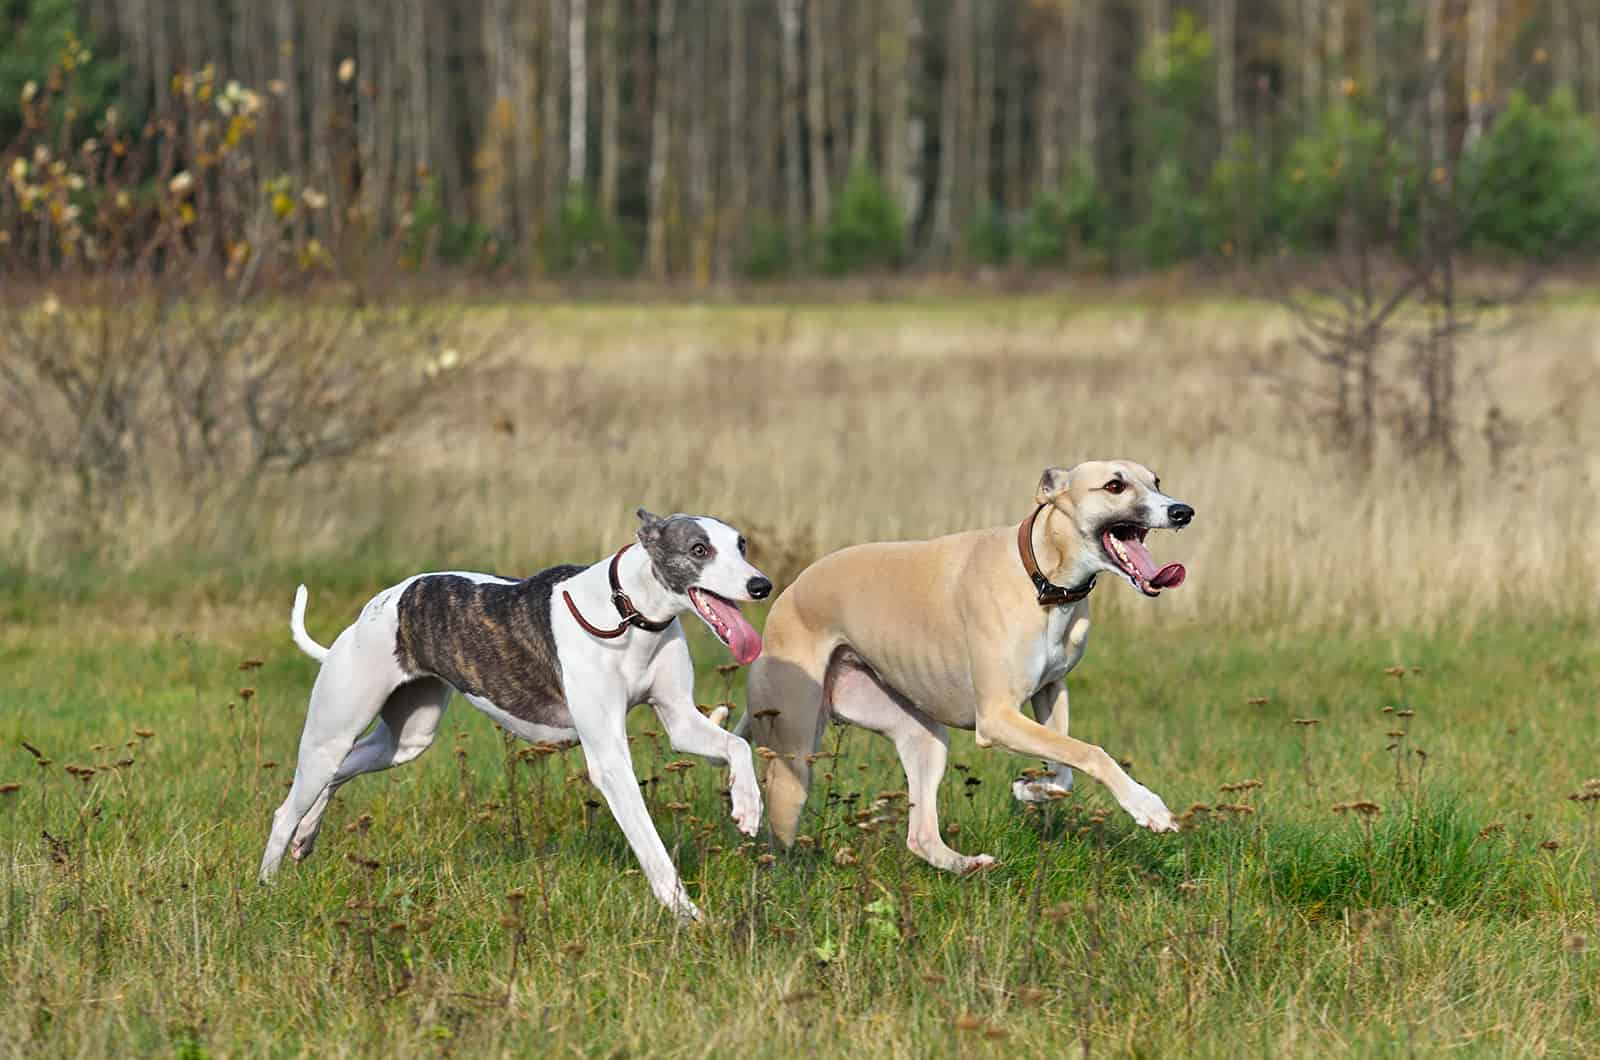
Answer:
1012;681;1076;804
648;645;762;837
973;670;1177;834
568;682;701;921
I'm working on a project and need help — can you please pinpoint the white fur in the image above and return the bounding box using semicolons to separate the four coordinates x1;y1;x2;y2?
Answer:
259;538;766;923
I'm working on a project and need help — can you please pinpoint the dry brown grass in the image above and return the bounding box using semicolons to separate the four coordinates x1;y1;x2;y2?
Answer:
5;294;1597;627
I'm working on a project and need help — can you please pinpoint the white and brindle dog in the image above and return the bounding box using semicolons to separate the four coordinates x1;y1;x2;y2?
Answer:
744;461;1193;872
258;509;771;920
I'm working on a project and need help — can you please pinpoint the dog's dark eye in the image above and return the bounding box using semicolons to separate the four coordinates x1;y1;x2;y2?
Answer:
691;543;709;559
1104;480;1125;494
737;537;747;555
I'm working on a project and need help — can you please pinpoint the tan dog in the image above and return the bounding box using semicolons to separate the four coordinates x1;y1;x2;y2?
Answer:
744;461;1193;872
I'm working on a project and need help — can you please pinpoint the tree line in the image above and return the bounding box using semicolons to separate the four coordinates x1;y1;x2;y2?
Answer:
4;0;1600;280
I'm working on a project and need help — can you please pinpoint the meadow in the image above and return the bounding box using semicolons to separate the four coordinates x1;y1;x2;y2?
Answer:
1;293;1598;1057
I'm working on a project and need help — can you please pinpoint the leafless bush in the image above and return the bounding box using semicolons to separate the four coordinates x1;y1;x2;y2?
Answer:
0;56;492;556
1262;60;1538;478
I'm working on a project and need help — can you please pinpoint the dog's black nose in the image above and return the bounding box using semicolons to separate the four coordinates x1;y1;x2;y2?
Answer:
747;576;772;600
1168;503;1194;527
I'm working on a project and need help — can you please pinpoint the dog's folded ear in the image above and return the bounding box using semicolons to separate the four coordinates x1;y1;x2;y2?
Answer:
636;508;665;544
1034;466;1074;506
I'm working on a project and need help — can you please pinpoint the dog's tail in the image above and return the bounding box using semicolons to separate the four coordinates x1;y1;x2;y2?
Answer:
290;584;331;663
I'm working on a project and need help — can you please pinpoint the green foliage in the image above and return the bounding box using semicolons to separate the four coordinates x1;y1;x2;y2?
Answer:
1017;155;1111;268
1207;132;1272;260
1272;104;1414;251
963;202;1010;266
821;164;904;275
0;0;122;142
1132;155;1216;266
1136;10;1216;160
741;213;793;279
1460;89;1600;258
546;188;637;274
405;177;499;268
1133;10;1216;265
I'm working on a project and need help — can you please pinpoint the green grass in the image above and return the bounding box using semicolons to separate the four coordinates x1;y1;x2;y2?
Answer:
1;592;1597;1057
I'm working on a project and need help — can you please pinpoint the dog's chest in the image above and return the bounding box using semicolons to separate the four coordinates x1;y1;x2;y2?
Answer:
1026;604;1091;690
393;568;585;729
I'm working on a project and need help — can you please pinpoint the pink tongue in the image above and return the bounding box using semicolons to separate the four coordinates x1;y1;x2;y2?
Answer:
1105;531;1187;590
702;593;763;665
1151;563;1186;588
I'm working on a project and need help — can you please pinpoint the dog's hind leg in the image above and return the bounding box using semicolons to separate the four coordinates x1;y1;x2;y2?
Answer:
830;660;995;874
289;677;452;862
1012;681;1076;804
259;635;406;882
747;646;830;847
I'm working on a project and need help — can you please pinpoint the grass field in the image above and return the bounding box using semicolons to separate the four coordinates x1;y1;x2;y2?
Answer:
2;295;1598;1057
2;602;1597;1056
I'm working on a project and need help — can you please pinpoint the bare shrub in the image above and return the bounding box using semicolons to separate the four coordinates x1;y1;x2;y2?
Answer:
0;57;491;558
1262;58;1539;477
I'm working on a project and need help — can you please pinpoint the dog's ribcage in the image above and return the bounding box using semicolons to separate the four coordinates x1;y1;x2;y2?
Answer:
392;567;585;729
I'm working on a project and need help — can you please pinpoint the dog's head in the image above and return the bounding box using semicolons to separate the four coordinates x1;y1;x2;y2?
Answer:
1034;461;1194;597
635;509;772;664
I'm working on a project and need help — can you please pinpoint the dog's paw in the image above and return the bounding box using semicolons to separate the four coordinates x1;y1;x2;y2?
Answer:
729;779;763;837
707;705;730;728
289;836;316;862
1011;770;1074;804
1123;784;1179;833
959;853;998;875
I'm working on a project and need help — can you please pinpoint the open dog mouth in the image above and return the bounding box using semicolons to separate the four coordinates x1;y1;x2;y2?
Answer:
1102;523;1186;598
687;587;763;665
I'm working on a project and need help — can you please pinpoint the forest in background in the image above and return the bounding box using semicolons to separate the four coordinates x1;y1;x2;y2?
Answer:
4;0;1600;281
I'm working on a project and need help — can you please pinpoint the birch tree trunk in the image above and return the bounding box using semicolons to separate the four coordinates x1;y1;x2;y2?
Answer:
1360;0;1379;99
973;0;995;213
275;0;307;246
881;0;918;223
1464;0;1495;148
1002;14;1025;210
805;0;832;229
569;0;588;190
1425;0;1447;168
778;0;806;246
722;0;749;276
513;1;541;247
426;3;458;220
850;1;874;167
1552;0;1576;95
1037;9;1064;192
599;0;621;216
1300;0;1322;117
646;0;676;277
929;0;969;259
687;0;714;286
756;16;780;221
1144;0;1170;76
1586;5;1600;113
543;0;568;228
1077;0;1100;168
308;0;339;239
1213;0;1237;141
1326;0;1346;102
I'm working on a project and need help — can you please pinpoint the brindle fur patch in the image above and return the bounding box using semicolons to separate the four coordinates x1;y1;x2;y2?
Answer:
638;514;713;595
394;566;585;728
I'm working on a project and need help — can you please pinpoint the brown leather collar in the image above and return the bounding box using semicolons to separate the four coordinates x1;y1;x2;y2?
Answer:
1017;502;1096;607
562;543;675;639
